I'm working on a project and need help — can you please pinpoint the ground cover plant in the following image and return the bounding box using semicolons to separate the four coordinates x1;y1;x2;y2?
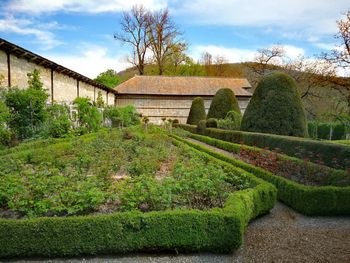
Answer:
0;126;251;219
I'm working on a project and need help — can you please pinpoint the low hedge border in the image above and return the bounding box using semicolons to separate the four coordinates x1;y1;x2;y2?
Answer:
174;133;350;216
0;137;276;258
175;124;350;170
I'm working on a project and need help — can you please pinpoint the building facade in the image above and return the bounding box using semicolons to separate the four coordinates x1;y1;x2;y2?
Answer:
115;75;252;124
0;38;116;105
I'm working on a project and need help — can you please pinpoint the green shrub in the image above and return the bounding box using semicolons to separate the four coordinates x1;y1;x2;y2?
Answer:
308;122;346;140
207;89;240;119
43;104;71;138
206;118;218;128
186;97;206;125
103;105;140;128
176;124;350;170
241;72;307;137
0;100;12;147
73;98;102;133
217;110;242;130
197;120;207;133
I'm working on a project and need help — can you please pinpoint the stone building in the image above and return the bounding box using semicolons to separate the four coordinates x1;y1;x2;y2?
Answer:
114;75;252;123
0;38;116;105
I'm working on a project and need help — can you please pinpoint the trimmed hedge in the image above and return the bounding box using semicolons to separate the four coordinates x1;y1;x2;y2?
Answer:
186;97;206;125
0;137;276;258
207;88;240;119
176;134;350;216
175;124;350;170
241;72;308;137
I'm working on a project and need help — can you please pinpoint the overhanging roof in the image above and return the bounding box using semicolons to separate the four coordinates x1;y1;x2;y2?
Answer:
0;38;116;94
115;75;252;97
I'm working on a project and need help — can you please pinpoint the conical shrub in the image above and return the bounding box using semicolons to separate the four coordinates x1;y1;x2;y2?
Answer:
241;72;308;137
207;88;240;119
186;97;206;125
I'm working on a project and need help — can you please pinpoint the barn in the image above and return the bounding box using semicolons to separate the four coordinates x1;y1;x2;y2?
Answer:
114;75;252;123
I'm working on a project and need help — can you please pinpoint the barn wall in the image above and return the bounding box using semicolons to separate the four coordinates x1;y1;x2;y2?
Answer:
0;49;113;106
116;95;250;124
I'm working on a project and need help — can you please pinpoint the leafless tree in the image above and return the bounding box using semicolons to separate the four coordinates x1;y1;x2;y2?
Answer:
114;5;151;75
148;8;185;75
323;10;350;114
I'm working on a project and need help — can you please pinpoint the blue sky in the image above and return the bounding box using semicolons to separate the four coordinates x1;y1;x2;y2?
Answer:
0;0;349;78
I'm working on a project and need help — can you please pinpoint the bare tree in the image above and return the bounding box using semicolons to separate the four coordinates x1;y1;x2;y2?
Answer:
323;10;350;114
201;51;213;74
148;8;185;75
114;5;151;75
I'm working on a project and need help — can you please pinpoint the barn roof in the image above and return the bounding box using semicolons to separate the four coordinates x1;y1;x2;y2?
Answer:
115;75;252;97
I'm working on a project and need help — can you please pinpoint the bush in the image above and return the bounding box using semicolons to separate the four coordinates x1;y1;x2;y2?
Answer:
0;100;12;147
207;89;240;119
197;120;207;133
176;124;350;170
217;111;242;130
73;98;102;133
175;134;350;216
241;72;307;137
43;104;71;138
308;122;346;140
103;105;140;128
206;118;218;128
187;97;206;125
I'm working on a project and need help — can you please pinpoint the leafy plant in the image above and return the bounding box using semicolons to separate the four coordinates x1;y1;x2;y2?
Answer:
73;97;102;133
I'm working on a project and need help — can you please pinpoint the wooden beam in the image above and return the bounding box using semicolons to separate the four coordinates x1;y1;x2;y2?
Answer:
7;52;11;87
77;80;80;98
51;69;54;104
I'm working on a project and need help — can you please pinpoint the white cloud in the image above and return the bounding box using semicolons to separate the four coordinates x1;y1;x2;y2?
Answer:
176;0;348;35
44;44;130;78
6;0;167;14
189;44;304;63
0;16;65;49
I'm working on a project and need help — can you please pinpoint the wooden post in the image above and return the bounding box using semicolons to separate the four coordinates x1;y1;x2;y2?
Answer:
6;52;11;87
51;69;54;103
77;80;79;98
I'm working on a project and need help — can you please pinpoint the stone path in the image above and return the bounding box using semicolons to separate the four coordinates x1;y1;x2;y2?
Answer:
6;138;350;263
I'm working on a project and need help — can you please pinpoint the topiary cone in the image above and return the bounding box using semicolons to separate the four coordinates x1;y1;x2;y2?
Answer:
241;72;308;137
187;97;206;125
207;88;240;119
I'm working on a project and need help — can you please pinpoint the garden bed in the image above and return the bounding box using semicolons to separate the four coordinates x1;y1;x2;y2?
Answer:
173;131;350;216
0;127;276;258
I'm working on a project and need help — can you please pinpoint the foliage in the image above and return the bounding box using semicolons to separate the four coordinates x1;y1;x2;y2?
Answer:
206;118;218;128
186;97;206;125
207;88;241;119
241;72;308;137
103;105;140;128
94;69;121;88
95;91;105;108
0;100;12;147
308;121;346;140
73;98;102;133
217;110;242;130
43;104;72;138
5;70;49;139
197;120;207;133
176;123;350;170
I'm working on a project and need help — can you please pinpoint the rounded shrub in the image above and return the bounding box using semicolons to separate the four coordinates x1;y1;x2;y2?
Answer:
241;72;307;137
206;118;218;128
187;97;206;125
197;120;207;134
207;88;240;119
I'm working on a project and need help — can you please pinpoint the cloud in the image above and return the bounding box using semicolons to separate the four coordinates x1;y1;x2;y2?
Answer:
0;16;66;49
5;0;167;14
176;0;348;35
189;44;305;63
43;44;130;78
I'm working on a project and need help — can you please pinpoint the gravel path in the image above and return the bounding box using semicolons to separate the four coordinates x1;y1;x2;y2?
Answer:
5;138;350;263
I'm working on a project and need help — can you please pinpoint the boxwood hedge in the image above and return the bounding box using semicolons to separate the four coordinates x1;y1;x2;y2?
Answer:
175;124;350;170
175;133;350;216
0;138;276;258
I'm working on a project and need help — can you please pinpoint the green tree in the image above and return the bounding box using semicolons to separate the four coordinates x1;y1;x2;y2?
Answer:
186;97;206;125
94;69;121;88
96;91;105;108
207;88;240;119
5;69;48;139
74;97;102;133
104;105;140;128
241;72;308;137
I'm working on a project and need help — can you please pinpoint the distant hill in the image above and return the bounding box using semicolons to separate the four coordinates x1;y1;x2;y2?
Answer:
116;63;348;120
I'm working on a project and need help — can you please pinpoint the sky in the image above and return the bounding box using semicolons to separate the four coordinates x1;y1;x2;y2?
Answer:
0;0;349;78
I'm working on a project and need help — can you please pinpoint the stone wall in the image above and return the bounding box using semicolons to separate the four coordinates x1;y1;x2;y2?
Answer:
116;95;250;124
0;50;115;105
